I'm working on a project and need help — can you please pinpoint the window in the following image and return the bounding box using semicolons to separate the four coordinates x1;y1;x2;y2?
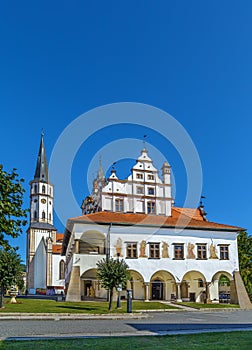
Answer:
198;279;204;288
136;173;143;179
42;185;46;194
174;244;184;259
34;185;37;193
149;243;160;259
148;187;155;195
197;244;207;259
59;260;65;280
34;210;37;219
49;213;52;221
42;211;46;220
136;186;144;194
115;198;124;212
147;201;155;214
126;243;137;258
148;174;154;180
219;245;229;260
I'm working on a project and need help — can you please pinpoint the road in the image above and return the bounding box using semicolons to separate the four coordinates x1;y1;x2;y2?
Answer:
1;310;252;340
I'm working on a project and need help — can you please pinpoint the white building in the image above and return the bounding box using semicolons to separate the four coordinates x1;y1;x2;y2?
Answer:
26;134;65;295
63;148;249;306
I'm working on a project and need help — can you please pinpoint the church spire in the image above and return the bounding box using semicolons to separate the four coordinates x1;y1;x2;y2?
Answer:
34;132;49;182
97;157;105;180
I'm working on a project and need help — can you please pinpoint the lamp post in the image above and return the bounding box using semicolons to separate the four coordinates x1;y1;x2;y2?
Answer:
116;253;122;309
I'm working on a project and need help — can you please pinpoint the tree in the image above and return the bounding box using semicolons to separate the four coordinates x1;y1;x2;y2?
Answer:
0;165;27;250
237;231;252;301
97;258;131;311
0;249;24;308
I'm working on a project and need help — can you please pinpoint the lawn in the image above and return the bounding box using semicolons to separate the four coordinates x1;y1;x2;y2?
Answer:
0;298;178;314
176;302;240;309
0;331;251;349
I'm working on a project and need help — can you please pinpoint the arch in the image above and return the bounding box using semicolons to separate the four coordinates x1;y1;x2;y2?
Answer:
181;270;207;303
81;268;106;300
80;230;106;254
150;270;176;301
211;271;233;282
42;185;46;194
42;211;46;220
127;270;145;300
211;271;233;304
59;260;65;280
34;210;37;220
34;184;37;193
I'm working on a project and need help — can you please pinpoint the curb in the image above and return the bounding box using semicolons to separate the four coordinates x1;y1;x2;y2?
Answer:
0;312;150;320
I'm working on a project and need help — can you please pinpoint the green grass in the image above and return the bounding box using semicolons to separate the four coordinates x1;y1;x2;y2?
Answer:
0;331;251;349
177;302;240;309
0;298;178;314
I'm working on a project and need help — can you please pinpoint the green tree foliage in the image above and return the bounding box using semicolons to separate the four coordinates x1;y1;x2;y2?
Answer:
237;231;252;301
0;165;27;250
97;258;131;311
0;249;24;308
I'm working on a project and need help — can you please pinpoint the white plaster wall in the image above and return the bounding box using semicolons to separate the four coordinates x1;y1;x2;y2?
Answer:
52;254;65;287
34;239;46;289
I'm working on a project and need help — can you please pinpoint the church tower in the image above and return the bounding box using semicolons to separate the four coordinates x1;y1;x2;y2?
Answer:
26;133;57;292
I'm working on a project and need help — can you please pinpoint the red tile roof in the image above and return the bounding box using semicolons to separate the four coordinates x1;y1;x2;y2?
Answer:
52;244;62;254
68;207;244;232
56;233;64;242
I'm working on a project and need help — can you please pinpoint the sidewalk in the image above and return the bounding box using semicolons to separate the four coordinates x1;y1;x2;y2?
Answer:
0;312;150;320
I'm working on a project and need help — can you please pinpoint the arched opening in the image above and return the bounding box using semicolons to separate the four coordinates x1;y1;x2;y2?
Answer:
81;269;107;300
80;230;105;254
42;185;46;194
59;260;65;280
42;211;46;220
211;271;233;304
34;184;37;193
150;271;176;301
127;270;145;300
181;271;206;303
34;210;37;220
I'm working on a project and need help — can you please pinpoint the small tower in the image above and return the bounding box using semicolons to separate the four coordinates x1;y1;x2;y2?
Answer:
81;158;106;214
162;161;171;185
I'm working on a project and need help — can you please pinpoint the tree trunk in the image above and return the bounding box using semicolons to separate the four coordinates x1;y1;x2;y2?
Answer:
108;288;113;311
0;285;5;309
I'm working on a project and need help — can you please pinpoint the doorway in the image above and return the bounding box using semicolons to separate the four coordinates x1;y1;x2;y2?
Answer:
151;280;163;300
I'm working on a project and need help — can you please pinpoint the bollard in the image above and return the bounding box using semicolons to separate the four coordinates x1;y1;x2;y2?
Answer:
127;289;132;313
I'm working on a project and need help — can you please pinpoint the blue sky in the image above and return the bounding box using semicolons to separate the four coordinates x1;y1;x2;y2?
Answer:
1;1;252;262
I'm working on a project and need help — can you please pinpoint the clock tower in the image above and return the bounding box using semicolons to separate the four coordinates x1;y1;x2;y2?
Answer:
26;132;57;292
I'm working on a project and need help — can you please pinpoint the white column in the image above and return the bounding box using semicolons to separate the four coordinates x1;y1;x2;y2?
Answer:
145;282;150;301
176;283;182;302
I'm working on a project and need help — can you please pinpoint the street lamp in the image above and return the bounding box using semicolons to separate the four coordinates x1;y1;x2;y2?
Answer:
116;253;122;309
